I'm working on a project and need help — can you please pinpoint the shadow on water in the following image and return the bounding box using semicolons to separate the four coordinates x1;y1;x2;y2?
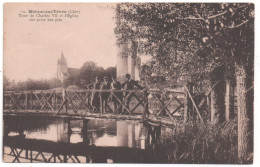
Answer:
3;115;173;163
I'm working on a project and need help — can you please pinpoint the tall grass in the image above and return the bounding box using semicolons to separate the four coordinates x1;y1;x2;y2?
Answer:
153;117;252;164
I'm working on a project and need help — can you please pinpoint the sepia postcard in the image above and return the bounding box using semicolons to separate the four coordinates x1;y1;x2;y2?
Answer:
3;2;254;164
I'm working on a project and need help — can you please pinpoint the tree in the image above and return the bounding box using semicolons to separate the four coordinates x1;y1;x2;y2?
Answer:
3;75;10;90
77;61;116;88
104;67;116;79
77;61;100;87
115;3;254;163
63;75;77;88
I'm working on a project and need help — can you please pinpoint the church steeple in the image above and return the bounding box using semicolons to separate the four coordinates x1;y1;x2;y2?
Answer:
57;52;69;82
59;52;67;66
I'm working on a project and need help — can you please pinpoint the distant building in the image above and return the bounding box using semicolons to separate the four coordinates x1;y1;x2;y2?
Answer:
57;52;79;83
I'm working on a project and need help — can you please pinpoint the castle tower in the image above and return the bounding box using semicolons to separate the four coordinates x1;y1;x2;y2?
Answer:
57;52;69;83
128;55;136;79
116;41;140;81
128;41;137;80
116;43;129;82
135;56;141;81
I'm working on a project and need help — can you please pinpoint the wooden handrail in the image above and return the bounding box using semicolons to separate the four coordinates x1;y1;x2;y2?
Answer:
4;88;185;94
3;87;186;124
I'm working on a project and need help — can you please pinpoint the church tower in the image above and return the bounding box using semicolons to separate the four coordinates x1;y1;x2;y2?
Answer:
57;52;69;83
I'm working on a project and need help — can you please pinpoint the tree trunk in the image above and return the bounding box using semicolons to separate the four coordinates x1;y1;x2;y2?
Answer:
183;86;188;123
210;89;218;123
225;79;231;121
235;63;248;163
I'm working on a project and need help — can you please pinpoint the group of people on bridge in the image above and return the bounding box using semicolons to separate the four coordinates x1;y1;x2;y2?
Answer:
87;74;144;113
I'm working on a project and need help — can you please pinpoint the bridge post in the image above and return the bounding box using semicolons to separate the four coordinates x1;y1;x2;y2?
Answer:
188;83;195;121
30;91;33;110
3;94;5;109
3;94;6;109
63;155;67;163
81;119;89;133
142;90;149;121
62;90;67;113
52;92;56;111
25;92;29;110
184;83;194;122
100;93;103;114
82;119;89;144
25;149;29;159
64;118;72;143
30;150;33;162
184;86;188;123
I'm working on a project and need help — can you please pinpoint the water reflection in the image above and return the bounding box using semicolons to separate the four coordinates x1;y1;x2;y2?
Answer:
3;115;173;163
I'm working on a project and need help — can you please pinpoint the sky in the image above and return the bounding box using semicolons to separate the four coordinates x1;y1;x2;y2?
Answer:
4;3;117;81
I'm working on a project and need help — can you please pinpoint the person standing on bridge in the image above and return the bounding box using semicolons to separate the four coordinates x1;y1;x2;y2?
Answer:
111;76;123;113
121;74;144;114
100;76;111;113
89;76;101;113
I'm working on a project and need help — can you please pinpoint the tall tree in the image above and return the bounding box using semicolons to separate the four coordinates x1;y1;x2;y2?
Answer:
115;3;254;163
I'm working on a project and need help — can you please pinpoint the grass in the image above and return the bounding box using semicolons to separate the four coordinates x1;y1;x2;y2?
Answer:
152;117;253;164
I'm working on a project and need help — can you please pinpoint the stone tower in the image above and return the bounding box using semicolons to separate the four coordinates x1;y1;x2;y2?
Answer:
116;43;129;82
57;52;69;83
116;41;140;82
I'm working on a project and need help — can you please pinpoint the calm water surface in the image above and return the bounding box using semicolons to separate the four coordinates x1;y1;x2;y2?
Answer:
3;115;173;163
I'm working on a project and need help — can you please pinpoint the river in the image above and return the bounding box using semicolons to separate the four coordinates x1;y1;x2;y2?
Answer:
3;115;173;163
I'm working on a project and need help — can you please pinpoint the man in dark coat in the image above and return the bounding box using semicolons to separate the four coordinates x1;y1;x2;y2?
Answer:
121;74;143;114
110;77;123;113
100;76;111;113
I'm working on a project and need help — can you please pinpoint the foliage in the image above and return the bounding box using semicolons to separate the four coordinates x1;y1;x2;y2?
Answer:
3;75;10;88
4;78;61;91
64;61;116;88
63;74;80;88
153;118;252;164
4;62;116;90
115;3;254;89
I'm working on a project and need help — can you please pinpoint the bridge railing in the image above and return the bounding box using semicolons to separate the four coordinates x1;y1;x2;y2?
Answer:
3;89;186;122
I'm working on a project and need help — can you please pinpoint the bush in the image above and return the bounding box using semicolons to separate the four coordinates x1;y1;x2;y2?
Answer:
153;118;252;164
4;78;61;91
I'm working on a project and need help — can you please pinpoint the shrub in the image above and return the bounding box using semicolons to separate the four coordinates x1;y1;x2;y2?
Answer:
153;118;251;164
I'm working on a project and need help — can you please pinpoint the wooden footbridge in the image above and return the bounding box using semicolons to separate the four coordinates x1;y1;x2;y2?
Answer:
3;87;206;125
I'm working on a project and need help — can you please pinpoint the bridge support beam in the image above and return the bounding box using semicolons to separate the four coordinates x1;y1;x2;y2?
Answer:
81;119;89;133
30;92;33;110
82;119;89;144
184;87;188;122
25;92;29;110
52;92;56;110
64;118;72;143
184;82;194;122
63;90;67;114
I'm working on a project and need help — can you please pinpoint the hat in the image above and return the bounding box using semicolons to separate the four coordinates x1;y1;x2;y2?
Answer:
125;74;130;78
